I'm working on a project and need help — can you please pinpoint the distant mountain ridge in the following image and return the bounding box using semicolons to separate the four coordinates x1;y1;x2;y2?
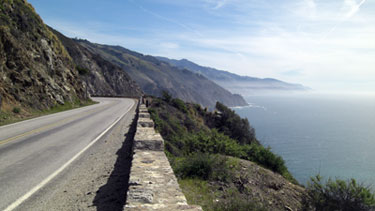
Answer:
75;40;248;109
157;57;310;96
0;0;248;112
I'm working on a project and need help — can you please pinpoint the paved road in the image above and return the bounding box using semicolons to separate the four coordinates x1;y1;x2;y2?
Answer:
0;98;136;211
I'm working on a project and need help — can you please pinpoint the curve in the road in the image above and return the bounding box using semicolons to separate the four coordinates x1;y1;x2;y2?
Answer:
0;98;136;211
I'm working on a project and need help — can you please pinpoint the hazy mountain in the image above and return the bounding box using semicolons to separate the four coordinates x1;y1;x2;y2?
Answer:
0;0;86;110
157;57;310;96
75;41;248;109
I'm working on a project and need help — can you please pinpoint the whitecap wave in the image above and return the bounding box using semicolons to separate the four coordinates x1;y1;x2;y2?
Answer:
231;103;267;111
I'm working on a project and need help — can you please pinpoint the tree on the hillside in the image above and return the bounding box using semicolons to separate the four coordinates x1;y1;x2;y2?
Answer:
215;102;257;145
162;90;172;103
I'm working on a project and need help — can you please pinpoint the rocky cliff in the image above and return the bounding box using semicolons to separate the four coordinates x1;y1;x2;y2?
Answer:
74;41;248;109
0;0;85;110
51;29;143;98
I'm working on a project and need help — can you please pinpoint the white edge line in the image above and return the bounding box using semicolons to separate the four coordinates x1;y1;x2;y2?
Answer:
4;99;136;211
0;99;104;130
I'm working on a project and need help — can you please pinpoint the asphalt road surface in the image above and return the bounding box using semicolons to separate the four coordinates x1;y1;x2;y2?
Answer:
0;97;136;211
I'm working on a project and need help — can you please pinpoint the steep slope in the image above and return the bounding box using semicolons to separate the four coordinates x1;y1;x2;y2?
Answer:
0;0;85;110
51;29;143;98
157;57;310;96
75;40;248;109
147;96;305;210
178;156;305;211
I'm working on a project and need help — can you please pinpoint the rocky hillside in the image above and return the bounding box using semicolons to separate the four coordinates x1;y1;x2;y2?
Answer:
147;95;306;210
74;40;248;109
51;29;143;98
157;57;310;96
179;155;306;211
0;0;86;110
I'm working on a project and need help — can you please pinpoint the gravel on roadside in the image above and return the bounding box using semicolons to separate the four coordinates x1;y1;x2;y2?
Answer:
16;103;138;211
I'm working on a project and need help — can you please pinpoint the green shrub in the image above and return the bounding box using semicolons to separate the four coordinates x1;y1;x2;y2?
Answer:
148;108;167;133
245;144;287;175
161;90;172;103
175;153;213;180
175;153;232;182
210;155;233;182
12;107;20;114
184;116;197;131
179;130;293;181
213;102;257;145
172;98;188;113
76;65;89;75
165;141;183;157
304;175;375;211
213;196;266;211
181;129;243;156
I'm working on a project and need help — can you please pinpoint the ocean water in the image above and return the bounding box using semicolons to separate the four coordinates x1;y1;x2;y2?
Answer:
233;94;375;185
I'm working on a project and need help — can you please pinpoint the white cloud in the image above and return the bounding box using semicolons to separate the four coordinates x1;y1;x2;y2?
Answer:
164;14;375;91
43;0;375;92
344;0;367;18
293;0;317;20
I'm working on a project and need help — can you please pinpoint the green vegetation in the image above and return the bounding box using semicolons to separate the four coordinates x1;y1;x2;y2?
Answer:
176;155;266;211
179;179;266;211
12;107;20;114
76;65;90;75
213;102;257;145
178;179;216;210
213;197;267;211
161;90;172;103
0;99;96;126
174;153;233;182
148;94;298;210
0;0;71;59
1;0;42;28
304;175;375;211
171;98;188;113
148;95;296;183
153;97;375;210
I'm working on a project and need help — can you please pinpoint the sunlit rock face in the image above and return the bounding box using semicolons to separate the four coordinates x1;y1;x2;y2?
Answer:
51;28;143;98
0;0;86;110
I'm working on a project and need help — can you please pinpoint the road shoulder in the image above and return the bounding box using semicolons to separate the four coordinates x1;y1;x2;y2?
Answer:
16;101;137;211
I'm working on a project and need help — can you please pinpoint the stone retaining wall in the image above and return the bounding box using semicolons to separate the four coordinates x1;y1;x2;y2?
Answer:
125;103;203;211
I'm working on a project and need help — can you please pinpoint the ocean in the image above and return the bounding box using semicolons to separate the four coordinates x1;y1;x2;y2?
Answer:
233;93;375;185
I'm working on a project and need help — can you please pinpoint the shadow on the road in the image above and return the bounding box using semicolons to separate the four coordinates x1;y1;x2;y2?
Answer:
93;109;138;211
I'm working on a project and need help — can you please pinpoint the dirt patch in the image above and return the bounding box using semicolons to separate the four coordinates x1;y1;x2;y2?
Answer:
234;159;306;210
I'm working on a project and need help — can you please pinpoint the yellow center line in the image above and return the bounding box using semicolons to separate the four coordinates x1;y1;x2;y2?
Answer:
0;104;112;146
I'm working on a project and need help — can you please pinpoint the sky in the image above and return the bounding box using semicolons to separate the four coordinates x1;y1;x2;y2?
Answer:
28;0;375;92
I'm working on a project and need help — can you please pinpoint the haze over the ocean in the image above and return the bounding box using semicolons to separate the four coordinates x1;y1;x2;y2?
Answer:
28;0;375;93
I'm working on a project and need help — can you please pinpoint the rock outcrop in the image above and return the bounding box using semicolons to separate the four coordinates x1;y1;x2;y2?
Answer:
0;0;86;110
51;29;143;98
229;158;305;210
